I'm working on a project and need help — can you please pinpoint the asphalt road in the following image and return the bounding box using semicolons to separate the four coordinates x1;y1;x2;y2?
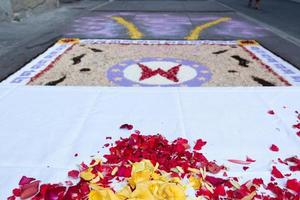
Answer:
217;0;300;40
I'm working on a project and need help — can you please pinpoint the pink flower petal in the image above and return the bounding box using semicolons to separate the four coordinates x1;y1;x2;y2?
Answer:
246;156;256;163
20;181;40;199
228;159;252;165
68;170;80;179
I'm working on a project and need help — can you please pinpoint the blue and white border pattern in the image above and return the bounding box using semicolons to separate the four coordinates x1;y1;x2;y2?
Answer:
1;43;72;85
244;45;300;86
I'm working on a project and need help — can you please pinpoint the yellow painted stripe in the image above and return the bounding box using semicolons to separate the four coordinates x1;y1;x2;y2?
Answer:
185;17;231;40
112;16;143;39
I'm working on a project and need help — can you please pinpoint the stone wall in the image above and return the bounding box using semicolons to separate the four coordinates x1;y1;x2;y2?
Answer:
0;0;12;21
0;0;59;21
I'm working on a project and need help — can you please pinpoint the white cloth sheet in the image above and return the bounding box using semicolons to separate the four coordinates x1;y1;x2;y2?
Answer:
0;86;299;198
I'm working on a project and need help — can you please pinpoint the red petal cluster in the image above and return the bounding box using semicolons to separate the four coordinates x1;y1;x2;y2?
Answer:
104;133;221;176
8;129;300;200
284;156;300;172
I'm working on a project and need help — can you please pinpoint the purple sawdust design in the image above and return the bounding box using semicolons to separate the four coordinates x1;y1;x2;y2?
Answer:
65;13;131;38
65;13;268;39
189;14;268;38
214;20;268;37
134;13;191;38
107;57;212;87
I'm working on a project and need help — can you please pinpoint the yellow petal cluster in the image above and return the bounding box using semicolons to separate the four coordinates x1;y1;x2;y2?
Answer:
88;160;187;200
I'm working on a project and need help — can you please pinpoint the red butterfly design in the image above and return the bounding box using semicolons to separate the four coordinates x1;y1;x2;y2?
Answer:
138;63;181;82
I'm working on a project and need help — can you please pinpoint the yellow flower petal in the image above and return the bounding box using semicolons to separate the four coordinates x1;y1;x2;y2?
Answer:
188;167;200;174
116;186;132;200
189;176;202;190
158;183;186;200
112;167;119;176
89;189;120;200
132;160;155;175
229;179;241;189
129;182;156;200
80;169;95;181
176;166;184;174
241;191;256;200
90;183;103;191
129;170;152;187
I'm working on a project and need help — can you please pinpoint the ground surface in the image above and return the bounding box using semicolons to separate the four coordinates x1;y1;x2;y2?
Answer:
27;42;288;87
0;0;299;82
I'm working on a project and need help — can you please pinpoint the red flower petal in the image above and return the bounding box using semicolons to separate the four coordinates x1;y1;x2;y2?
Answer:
215;185;226;196
286;179;300;193
18;176;35;186
268;110;275;115
12;188;21;197
205;175;226;186
285;173;291;177
253;178;264;186
193;139;207;151
68;170;80;179
271;166;284;179
20;181;40;199
297;131;300;137
243;166;249;171
207;162;222;174
120;124;133;130
293;123;300;129
278;158;288;165
228;159;252;165
270;144;279;152
290;165;300;172
246;156;256;163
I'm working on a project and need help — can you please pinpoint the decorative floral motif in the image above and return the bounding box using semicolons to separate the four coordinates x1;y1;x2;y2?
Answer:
138;63;181;82
107;57;212;87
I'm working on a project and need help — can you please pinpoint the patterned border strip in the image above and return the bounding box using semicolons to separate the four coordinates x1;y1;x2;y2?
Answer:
1;43;73;85
1;39;300;86
244;45;300;86
80;39;237;45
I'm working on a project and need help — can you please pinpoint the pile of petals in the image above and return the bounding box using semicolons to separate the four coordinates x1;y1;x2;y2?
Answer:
8;130;300;200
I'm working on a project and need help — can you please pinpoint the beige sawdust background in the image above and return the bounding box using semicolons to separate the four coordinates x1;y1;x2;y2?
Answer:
29;43;286;86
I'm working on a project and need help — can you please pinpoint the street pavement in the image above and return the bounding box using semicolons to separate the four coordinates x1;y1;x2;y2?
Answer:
217;0;300;40
0;0;299;81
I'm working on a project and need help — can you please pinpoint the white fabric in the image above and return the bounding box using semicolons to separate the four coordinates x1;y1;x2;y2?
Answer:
0;86;299;198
